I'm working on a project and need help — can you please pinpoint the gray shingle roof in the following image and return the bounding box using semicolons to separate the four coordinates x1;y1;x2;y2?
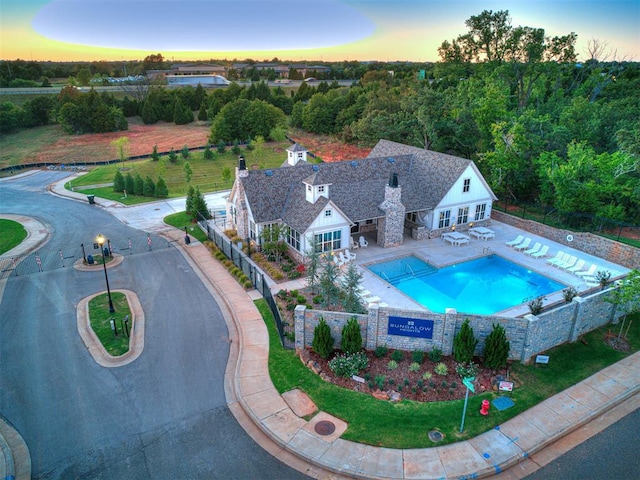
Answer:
240;139;475;233
286;143;307;152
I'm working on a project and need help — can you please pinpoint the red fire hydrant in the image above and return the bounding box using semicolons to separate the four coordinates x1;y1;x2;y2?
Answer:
480;399;490;416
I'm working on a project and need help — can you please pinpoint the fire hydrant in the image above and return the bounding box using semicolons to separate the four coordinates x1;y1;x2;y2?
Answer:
480;399;490;416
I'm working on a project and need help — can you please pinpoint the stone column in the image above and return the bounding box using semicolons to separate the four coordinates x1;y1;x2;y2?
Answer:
377;183;405;248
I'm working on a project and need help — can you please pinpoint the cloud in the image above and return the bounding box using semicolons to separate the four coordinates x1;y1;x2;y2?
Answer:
32;0;375;51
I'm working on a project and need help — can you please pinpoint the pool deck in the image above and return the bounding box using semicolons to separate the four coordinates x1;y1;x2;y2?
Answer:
344;221;630;317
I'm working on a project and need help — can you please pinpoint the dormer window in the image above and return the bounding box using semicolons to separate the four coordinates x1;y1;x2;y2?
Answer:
325;209;332;217
307;185;312;192
463;178;470;193
318;185;325;193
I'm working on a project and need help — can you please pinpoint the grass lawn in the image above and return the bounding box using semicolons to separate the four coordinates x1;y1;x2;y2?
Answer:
0;124;65;168
258;298;639;448
88;292;133;356
164;212;208;242
0;219;28;254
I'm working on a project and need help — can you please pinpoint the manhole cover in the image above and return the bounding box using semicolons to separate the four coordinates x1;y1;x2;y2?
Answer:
314;420;336;436
428;430;444;442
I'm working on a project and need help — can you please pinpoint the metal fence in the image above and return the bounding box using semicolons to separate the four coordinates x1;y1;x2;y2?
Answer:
0;232;175;279
198;212;293;348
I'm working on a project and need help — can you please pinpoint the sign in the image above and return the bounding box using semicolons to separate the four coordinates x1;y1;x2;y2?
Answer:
462;377;475;393
352;375;365;383
388;316;434;339
535;355;550;365
499;381;514;392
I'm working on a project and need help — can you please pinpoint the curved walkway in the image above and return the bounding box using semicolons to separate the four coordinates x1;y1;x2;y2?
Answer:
1;179;639;480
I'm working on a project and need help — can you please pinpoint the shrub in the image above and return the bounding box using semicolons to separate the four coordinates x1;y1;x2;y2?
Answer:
312;295;323;304
312;318;334;359
387;360;398;370
422;371;433;380
374;345;388;358
562;286;578;303
455;362;479;380
417;379;423;388
388;378;395;385
216;141;226;154
408;362;420;373
528;296;544;315
287;270;301;280
181;144;190;159
168;148;178;163
441;381;448;388
453;319;477;364
328;352;369;378
391;350;404;362
483;323;510;370
231;141;242;155
374;374;386;390
434;363;448;376
428;347;442;362
341;316;363;355
429;381;435;388
411;350;425;364
404;378;410;386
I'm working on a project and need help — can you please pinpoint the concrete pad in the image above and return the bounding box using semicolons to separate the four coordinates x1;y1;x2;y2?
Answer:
469;427;523;467
519;404;570;436
358;446;404;479
601;363;640;388
243;389;289;420
402;447;447;479
262;409;306;444
564;382;610;410
238;373;274;396
583;372;629;399
499;414;547;454
303;412;348;443
543;391;591;423
239;359;269;378
320;439;368;475
288;429;332;461
242;344;269;362
282;389;318;418
439;441;490;479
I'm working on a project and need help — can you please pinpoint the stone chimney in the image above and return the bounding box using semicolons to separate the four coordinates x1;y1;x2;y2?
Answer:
377;172;405;248
236;155;249;178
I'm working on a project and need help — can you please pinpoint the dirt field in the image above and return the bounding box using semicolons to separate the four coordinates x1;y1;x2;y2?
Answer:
289;129;371;162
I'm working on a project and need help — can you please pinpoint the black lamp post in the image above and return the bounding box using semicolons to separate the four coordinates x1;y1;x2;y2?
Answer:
96;234;115;313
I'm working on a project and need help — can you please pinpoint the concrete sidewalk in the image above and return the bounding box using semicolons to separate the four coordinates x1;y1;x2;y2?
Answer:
1;177;638;480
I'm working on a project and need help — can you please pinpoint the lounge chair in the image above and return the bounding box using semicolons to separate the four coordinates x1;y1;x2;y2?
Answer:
556;255;577;270
575;264;598;277
359;236;369;248
530;245;549;259
338;251;350;265
513;238;532;251
505;235;524;247
333;255;345;267
547;252;569;267
523;242;542;256
565;259;586;273
345;249;357;261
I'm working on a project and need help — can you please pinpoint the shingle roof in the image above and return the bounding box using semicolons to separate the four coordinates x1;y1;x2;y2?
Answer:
286;143;307;152
240;139;475;232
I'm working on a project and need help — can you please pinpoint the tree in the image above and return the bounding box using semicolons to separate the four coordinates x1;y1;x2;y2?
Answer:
133;174;144;195
312;317;334;360
185;185;195;218
191;186;211;220
113;170;125;192
483;323;510;369
150;144;160;161
142;53;165;72
183;161;193;183
209;98;286;143
341;317;363;355
125;173;135;194
453;319;478;364
606;270;640;341
203;143;214;160
319;256;341;309
260;224;286;262
111;136;129;168
168;147;178;163
221;166;231;184
143;176;156;196
181;144;190;159
305;237;322;294
198;102;208;121
173;97;193;125
216;141;226;154
154;176;169;198
341;263;365;314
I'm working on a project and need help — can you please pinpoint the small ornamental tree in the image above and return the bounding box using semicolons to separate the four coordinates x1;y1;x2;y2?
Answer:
151;144;160;162
181;144;190;159
154;177;169;198
168;147;178;163
341;263;365;314
134;174;144;195
198;103;208;121
221;166;232;184
231;140;242;155
192;186;211;220
304;237;322;294
125;173;135;194
185;185;195;218
203;143;214;160
143;176;156;197
312;317;334;359
483;323;510;370
453;319;478;364
113;170;125;192
216;140;226;154
183;161;193;183
341;317;363;355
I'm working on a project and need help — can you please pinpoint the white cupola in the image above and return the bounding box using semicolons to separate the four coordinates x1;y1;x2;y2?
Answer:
286;143;308;166
303;168;330;204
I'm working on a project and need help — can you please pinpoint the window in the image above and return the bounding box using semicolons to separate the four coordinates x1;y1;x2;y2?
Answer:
314;230;342;252
406;212;417;223
457;206;469;225
297;152;303;159
438;210;451;228
285;226;300;251
318;185;325;193
249;220;256;240
307;185;312;192
463;178;471;193
324;209;332;217
475;203;486;221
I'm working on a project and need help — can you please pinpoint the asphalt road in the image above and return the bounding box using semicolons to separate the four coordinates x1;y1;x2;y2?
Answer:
0;172;309;479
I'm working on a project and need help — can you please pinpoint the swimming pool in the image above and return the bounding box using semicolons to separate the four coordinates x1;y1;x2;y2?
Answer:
366;255;566;314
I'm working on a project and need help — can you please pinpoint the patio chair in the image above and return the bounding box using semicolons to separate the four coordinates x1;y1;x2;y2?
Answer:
338;251;351;265
345;249;357;261
556;255;577;270
505;235;524;247
530;245;549;259
546;251;566;266
513;237;532;251
575;264;597;277
333;255;345;267
359;236;369;248
565;259;586;273
523;242;542;256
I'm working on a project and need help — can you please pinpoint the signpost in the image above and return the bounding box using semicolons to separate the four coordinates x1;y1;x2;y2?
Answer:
460;377;475;433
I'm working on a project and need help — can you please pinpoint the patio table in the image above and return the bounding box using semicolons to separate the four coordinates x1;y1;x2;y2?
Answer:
442;231;470;246
469;227;495;241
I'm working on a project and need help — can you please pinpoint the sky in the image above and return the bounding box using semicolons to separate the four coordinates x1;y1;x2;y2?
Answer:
1;0;639;63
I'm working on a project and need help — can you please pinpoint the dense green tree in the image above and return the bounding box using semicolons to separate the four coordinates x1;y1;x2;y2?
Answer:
154;176;169;198
150;144;160;161
173;97;194;125
143;176;156;196
341;264;365;314
209;98;286;143
341;317;363;355
124;173;135;194
197;102;208;121
453;319;478;364
312;318;334;360
168;147;178;163
113;170;125;192
133;174;144;195
483;323;510;369
191;186;211;220
185;185;195;218
183;161;192;183
203;143;214;160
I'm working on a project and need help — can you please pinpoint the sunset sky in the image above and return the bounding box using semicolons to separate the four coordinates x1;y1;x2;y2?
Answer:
1;0;639;63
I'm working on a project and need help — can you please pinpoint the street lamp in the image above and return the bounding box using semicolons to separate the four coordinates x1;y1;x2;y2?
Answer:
96;234;115;313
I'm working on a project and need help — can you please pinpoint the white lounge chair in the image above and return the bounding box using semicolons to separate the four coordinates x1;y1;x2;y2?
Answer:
338;251;350;265
547;252;569;267
530;245;549;259
566;259;586;273
546;251;564;265
505;235;524;247
345;249;357;261
575;264;598;277
556;255;577;270
333;255;345;267
513;238;532;251
359;236;369;248
523;242;542;256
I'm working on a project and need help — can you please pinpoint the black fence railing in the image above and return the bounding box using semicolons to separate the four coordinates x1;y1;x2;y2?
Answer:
198;212;293;348
495;199;640;247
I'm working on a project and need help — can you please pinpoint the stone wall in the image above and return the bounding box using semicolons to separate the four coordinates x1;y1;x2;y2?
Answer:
294;285;625;364
492;211;640;269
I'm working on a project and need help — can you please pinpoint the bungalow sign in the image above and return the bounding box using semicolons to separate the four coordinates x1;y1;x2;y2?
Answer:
388;316;434;339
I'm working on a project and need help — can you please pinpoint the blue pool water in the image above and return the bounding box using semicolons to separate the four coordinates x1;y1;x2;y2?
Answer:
367;255;566;314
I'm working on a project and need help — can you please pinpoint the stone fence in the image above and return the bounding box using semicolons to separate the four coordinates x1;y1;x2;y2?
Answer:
492;211;640;269
294;286;624;364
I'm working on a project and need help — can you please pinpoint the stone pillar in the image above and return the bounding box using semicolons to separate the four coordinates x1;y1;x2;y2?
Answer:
377;183;405;248
366;304;380;350
569;296;586;342
294;305;307;350
441;308;457;355
520;314;540;363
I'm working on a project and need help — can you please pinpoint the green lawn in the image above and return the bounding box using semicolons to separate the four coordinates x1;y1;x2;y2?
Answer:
88;292;133;356
0;219;28;254
259;298;639;448
0;124;65;168
164;212;208;242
